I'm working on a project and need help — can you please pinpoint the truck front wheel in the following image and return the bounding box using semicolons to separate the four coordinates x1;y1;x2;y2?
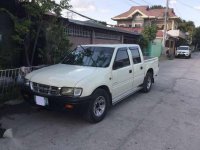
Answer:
142;72;153;93
86;89;109;123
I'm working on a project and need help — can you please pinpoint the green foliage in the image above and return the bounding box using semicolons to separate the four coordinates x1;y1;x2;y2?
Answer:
142;25;157;42
0;8;20;69
176;38;188;47
137;35;148;51
40;23;72;64
10;0;72;66
178;20;195;33
178;20;195;45
149;5;164;9
25;0;71;65
193;27;200;48
137;25;157;52
12;19;31;44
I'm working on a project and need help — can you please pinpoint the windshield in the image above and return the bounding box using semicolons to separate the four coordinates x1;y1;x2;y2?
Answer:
62;46;114;67
177;46;189;50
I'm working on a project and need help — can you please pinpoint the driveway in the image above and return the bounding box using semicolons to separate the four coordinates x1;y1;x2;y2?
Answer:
1;52;200;150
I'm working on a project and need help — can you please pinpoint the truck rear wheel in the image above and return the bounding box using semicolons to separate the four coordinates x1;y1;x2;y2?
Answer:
142;72;153;93
85;89;109;123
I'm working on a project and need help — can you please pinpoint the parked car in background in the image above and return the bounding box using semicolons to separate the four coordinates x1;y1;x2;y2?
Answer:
175;46;191;58
21;44;159;123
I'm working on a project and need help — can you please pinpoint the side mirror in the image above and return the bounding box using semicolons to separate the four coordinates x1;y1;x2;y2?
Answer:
113;61;123;70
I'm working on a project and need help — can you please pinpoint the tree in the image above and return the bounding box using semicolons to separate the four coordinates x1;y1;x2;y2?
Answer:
12;0;71;66
137;25;157;54
0;8;18;69
137;35;148;51
149;5;164;9
40;22;72;64
176;38;188;47
178;20;195;33
193;27;200;49
142;25;157;42
178;20;195;45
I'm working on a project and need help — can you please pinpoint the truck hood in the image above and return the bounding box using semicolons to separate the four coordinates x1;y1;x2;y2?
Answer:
26;64;97;87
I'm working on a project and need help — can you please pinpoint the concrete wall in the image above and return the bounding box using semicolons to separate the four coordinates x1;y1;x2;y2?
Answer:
68;36;91;49
94;38;121;44
147;39;163;57
69;36;122;49
66;23;139;49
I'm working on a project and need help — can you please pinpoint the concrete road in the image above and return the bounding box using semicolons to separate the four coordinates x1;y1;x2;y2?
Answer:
1;52;200;150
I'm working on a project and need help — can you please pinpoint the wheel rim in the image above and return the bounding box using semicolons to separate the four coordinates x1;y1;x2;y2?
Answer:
147;76;152;90
93;96;106;117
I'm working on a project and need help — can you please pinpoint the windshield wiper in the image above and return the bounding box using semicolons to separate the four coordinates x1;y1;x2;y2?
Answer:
79;45;86;51
79;45;97;67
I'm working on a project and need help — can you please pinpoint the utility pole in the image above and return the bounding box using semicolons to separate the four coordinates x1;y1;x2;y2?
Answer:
163;0;169;47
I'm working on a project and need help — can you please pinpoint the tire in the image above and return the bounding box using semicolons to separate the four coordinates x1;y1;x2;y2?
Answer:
85;89;109;123
142;72;153;93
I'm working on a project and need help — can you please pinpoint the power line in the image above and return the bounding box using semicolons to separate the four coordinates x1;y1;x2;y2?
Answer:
174;4;182;18
140;0;152;6
128;0;152;7
176;0;200;11
163;0;169;47
123;1;134;7
128;0;142;6
66;9;115;26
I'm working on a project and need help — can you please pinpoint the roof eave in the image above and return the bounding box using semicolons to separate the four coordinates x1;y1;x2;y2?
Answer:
112;17;132;20
142;16;156;18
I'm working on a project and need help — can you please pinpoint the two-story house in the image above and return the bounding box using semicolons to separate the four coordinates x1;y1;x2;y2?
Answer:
112;6;180;31
112;6;185;57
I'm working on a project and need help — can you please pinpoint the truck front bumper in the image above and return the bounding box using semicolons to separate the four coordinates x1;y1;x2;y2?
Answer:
176;53;190;57
21;85;92;110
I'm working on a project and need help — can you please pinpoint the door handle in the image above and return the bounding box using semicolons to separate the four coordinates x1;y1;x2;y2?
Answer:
129;70;132;73
140;66;143;70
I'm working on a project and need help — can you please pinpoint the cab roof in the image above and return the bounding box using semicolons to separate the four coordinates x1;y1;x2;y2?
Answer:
78;44;140;48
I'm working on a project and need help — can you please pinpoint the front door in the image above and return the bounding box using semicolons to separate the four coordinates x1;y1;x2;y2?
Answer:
112;47;133;103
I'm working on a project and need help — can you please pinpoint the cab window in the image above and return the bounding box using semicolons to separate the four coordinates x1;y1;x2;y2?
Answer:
129;47;141;64
113;48;130;70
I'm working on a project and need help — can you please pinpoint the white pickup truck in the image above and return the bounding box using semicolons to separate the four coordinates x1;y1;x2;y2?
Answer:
22;44;159;123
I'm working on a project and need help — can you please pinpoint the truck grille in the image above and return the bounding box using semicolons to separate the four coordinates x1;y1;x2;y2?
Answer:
30;82;60;95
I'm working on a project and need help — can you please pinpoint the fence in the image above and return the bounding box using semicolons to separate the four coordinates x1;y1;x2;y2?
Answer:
0;65;45;103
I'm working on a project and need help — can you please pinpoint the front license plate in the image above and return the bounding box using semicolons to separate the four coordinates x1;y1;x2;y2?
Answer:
35;96;48;106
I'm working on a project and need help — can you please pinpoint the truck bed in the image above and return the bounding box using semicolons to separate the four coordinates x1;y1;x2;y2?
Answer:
143;56;158;62
143;56;159;76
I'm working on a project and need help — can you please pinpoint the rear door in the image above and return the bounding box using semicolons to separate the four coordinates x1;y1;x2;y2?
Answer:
129;47;145;88
111;47;133;102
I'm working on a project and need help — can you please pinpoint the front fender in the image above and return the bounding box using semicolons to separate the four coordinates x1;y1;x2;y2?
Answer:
75;71;112;97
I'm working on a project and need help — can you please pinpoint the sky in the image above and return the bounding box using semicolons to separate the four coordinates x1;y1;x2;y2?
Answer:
57;0;200;27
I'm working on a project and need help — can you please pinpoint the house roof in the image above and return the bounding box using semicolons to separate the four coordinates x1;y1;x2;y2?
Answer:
112;6;178;20
44;12;140;36
67;19;140;36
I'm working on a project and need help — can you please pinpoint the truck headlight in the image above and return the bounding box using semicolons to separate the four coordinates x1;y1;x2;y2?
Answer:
60;87;82;97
